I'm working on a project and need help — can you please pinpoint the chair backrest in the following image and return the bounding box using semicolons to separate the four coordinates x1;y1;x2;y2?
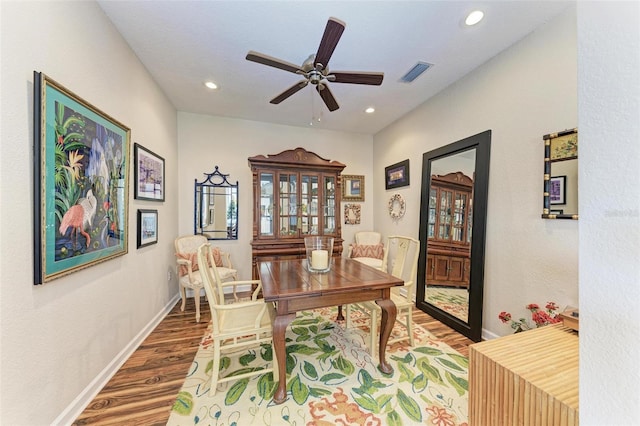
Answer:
197;243;224;331
197;242;228;304
175;235;208;254
354;231;383;245
383;236;420;301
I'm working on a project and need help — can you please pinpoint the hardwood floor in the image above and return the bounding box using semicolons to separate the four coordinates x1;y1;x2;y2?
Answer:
73;298;474;425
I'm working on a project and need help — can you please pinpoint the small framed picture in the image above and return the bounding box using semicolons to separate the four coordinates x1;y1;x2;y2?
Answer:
134;143;165;201
385;159;410;190
137;209;158;248
342;175;364;201
549;176;566;205
344;203;361;225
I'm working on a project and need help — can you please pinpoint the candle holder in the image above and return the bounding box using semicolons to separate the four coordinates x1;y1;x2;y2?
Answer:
304;236;334;273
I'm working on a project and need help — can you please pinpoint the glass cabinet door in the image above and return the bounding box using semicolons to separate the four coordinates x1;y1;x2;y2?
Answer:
278;173;297;238
259;172;274;237
438;189;453;240
452;192;468;242
323;176;336;234
428;188;437;238
301;174;319;235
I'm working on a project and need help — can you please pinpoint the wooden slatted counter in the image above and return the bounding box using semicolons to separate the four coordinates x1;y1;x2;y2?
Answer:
469;324;578;425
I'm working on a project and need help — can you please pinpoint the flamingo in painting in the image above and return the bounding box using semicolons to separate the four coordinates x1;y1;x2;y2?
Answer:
59;189;97;248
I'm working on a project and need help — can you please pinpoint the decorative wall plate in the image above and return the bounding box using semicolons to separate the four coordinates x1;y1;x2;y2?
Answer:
388;193;406;220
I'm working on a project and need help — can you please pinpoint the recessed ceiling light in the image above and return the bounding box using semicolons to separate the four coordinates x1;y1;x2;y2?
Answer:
465;10;484;26
365;107;375;114
204;81;218;90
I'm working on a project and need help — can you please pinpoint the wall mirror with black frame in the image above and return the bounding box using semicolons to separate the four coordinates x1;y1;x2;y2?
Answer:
416;130;491;342
194;166;238;240
542;128;578;220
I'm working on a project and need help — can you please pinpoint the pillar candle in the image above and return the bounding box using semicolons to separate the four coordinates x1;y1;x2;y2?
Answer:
311;249;329;269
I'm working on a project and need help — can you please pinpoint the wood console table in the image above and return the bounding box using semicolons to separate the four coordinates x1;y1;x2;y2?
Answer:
469;324;578;425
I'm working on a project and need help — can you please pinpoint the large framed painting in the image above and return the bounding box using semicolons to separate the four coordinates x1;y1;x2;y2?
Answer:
134;143;165;201
33;72;130;284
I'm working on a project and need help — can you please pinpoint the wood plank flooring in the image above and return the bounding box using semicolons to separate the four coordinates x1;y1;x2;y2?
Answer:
73;298;474;425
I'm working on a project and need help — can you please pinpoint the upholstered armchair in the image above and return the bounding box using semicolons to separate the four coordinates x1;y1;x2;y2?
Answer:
174;235;237;322
347;231;386;271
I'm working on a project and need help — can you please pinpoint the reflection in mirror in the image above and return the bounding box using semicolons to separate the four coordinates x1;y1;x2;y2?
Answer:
194;166;238;240
416;130;491;342
542;128;578;219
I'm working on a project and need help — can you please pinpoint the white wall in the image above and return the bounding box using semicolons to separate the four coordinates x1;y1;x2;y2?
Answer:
373;7;579;338
0;2;178;424
578;2;640;424
177;113;373;278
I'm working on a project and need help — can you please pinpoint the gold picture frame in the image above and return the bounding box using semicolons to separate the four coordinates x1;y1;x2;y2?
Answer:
342;175;364;202
33;71;130;284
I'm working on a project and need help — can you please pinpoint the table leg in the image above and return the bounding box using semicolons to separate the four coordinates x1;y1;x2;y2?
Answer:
272;313;295;404
376;298;397;374
336;305;345;321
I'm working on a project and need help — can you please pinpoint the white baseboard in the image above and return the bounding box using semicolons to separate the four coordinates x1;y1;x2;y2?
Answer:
481;328;500;341
52;294;180;426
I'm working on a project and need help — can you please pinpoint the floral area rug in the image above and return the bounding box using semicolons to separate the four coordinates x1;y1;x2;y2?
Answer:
167;307;469;426
425;287;469;323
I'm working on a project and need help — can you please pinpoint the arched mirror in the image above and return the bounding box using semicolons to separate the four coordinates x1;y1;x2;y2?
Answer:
194;166;238;240
416;130;491;342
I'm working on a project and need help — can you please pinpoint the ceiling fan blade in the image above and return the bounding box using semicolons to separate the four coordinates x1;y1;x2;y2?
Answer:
330;71;384;86
316;84;339;112
270;80;309;104
314;17;346;70
246;51;302;74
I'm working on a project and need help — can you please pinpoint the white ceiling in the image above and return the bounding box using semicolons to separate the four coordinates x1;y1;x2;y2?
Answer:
98;1;573;135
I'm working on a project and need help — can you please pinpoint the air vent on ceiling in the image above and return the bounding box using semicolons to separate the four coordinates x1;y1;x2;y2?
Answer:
399;61;433;83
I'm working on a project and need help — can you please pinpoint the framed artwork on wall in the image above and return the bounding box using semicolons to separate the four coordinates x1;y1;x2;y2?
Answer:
385;159;410;189
33;71;130;284
137;209;158;248
344;203;361;225
134;143;165;201
342;175;364;201
542;128;578;220
549;175;566;205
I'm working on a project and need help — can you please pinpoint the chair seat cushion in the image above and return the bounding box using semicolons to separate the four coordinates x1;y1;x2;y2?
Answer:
352;257;384;269
179;274;202;289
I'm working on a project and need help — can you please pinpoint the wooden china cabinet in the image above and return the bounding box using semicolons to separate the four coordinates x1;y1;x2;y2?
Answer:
426;172;473;288
248;148;345;278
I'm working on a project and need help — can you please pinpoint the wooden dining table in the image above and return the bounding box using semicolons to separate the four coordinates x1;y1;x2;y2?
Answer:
257;257;404;404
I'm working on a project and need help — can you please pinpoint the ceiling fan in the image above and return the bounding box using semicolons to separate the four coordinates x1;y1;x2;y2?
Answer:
246;17;384;112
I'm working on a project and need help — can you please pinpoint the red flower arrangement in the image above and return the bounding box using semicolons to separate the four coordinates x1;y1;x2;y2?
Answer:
498;302;562;333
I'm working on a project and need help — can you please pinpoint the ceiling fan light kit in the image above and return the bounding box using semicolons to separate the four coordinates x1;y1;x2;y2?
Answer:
246;17;384;112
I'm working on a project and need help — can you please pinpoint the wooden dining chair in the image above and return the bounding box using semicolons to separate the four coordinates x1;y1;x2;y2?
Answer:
345;235;420;356
196;243;278;396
